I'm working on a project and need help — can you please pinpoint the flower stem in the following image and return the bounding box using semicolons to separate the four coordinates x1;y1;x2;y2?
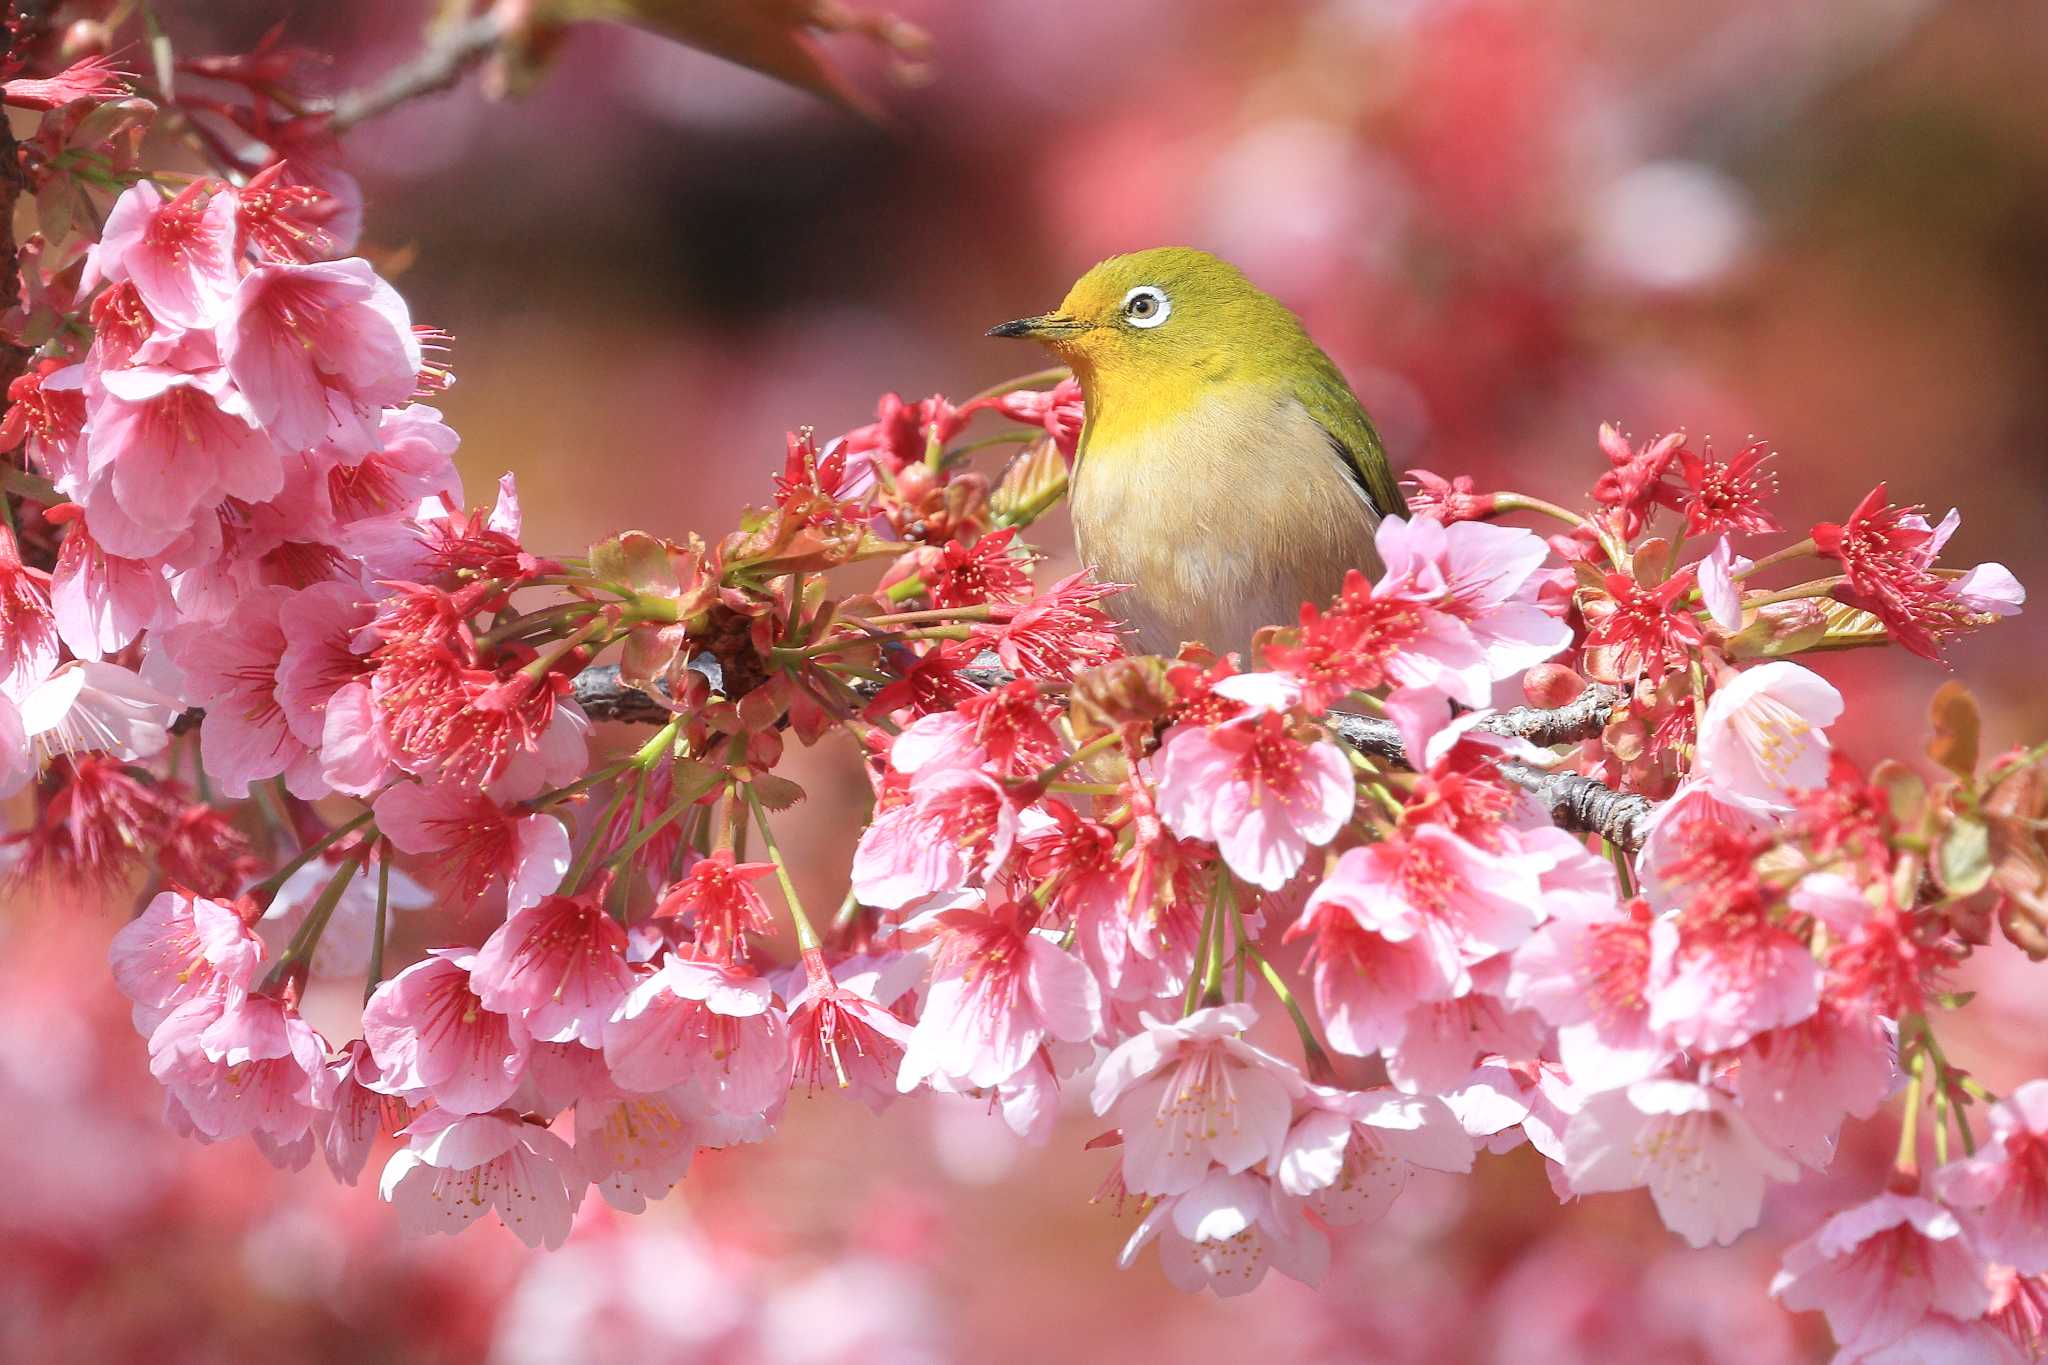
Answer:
963;366;1070;405
743;784;821;952
1492;491;1587;529
261;848;369;993
250;808;376;900
1737;537;1819;580
364;852;392;1004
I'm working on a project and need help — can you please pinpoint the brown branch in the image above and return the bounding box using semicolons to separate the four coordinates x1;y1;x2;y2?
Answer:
570;663;1650;849
1319;684;1650;850
315;4;516;134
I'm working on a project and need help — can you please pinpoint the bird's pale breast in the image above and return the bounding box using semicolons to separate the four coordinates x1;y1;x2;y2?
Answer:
1069;385;1387;657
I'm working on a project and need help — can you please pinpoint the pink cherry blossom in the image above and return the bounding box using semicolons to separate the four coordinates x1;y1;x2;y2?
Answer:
163;584;327;798
379;1108;585;1250
786;950;917;1112
1771;1193;1993;1352
574;1090;722;1212
1091;1002;1304;1197
83;358;283;558
1695;661;1843;805
0;527;58;708
1507;894;1669;1092
320;1039;397;1186
471;892;635;1047
1933;1080;2048;1274
1834;1315;2029;1365
275;580;374;750
1384;986;1548;1094
18;659;178;766
1153;711;1355;891
372;780;568;911
1276;1086;1474;1225
1303;820;1545;997
218;258;422;454
897;907;1100;1093
48;518;172;661
1564;1078;1798;1247
1636;778;1780;912
602;955;791;1117
1735;1004;1896;1168
108;889;266;1034
852;763;1023;911
1371;513;1572;706
89;181;241;328
1646;914;1821;1056
1697;536;1750;631
147;991;330;1147
361;950;531;1114
1289;899;1447;1058
1119;1168;1328;1297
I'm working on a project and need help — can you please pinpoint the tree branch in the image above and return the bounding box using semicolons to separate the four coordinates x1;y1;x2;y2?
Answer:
569;664;1651;849
314;4;516;133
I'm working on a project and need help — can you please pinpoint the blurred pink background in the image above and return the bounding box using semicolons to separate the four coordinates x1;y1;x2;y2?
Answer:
9;1;2048;1359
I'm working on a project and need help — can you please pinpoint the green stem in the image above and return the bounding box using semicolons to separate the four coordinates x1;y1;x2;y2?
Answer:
1747;576;1845;608
1244;940;1328;1071
1182;881;1224;1018
261;850;368;993
561;780;636;896
862;604;996;628
777;624;973;660
1736;537;1819;580
1492;491;1587;529
250;808;376;899
743;784;821;951
475;600;602;650
364;853;392;1003
963;365;1070;405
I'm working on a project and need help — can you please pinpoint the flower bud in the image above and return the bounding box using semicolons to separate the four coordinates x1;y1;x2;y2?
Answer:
1723;598;1829;658
1068;656;1177;743
1522;662;1585;710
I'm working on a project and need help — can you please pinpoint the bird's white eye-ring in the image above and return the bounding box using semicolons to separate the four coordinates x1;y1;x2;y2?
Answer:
1121;285;1171;328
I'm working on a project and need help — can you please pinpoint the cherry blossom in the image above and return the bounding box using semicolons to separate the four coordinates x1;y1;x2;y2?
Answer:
108;889;266;1034
1564;1079;1798;1247
1153;709;1355;891
88;181;241;328
1771;1193;1993;1352
1091;1003;1304;1197
897;907;1100;1092
378;1108;585;1250
1933;1081;2048;1274
1694;661;1843;806
362;950;532;1114
1119;1168;1328;1297
1275;1086;1475;1224
218;258;421;455
471;893;636;1047
602;955;790;1117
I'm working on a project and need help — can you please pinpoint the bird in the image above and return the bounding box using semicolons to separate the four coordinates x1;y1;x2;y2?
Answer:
989;246;1407;659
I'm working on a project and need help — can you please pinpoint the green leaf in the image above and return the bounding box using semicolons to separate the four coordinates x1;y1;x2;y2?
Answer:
1937;813;1993;897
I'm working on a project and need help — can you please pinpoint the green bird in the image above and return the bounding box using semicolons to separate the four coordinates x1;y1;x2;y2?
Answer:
990;246;1407;657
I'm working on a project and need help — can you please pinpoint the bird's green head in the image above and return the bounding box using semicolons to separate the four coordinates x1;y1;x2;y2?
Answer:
987;246;1308;391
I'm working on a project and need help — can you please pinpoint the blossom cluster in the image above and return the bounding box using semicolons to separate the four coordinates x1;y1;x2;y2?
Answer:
3;19;2047;1361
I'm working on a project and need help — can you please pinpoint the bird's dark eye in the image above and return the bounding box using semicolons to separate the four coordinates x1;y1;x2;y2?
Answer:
1121;285;1171;328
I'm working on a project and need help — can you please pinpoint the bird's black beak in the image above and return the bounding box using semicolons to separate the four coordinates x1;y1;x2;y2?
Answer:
987;314;1090;341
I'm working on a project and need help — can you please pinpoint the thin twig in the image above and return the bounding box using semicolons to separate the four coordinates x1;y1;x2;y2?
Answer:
316;5;515;133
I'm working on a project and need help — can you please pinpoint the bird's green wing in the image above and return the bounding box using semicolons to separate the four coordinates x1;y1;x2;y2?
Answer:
1292;355;1409;519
